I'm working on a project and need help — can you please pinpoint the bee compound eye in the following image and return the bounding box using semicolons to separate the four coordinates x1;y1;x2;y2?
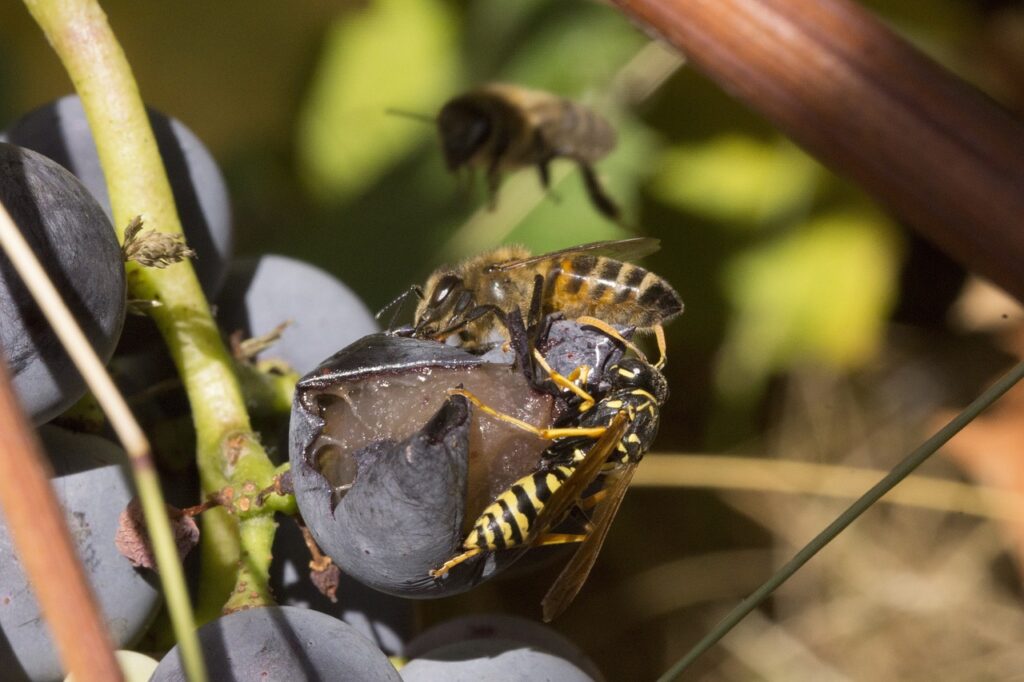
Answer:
430;275;462;307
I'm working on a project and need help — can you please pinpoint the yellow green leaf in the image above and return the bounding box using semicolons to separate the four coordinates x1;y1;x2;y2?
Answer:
651;134;820;227
717;209;902;396
297;0;458;203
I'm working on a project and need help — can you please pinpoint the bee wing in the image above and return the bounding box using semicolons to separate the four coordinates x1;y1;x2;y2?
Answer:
541;458;638;622
485;238;661;273
524;412;629;546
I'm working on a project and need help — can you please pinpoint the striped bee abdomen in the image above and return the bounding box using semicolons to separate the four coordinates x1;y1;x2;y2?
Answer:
463;465;573;553
537;99;616;164
549;255;684;328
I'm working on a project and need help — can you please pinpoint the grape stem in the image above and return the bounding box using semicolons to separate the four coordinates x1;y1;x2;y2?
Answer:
24;0;280;639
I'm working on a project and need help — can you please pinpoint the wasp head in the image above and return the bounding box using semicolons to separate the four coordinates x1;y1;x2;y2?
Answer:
608;357;669;404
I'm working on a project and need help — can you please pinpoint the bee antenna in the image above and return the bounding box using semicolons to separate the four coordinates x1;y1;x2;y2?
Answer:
385;108;436;125
375;286;420;328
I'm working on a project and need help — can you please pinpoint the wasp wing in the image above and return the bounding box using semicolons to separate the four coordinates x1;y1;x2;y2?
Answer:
524;411;629;547
485;238;660;273
541;459;638;622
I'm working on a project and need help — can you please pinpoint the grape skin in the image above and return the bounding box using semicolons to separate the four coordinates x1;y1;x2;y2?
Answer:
1;95;233;300
404;614;603;680
0;143;126;424
269;515;414;656
150;605;401;681
289;322;626;597
400;638;598;682
0;426;161;682
216;254;378;375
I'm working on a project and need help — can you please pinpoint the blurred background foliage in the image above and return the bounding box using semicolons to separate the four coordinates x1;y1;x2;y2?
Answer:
3;0;1024;678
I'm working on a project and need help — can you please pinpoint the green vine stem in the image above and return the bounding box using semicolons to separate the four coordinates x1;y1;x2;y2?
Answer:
24;0;280;634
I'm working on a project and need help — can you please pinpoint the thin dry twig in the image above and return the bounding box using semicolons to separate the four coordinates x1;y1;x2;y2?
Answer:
0;192;190;679
0;367;121;680
633;453;1024;521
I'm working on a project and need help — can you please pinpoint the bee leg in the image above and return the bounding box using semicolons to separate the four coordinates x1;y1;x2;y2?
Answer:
527;273;546;331
447;387;606;440
537;159;551;189
432;303;503;339
485;153;506;210
536;159;563;204
579;162;621;221
430;547;483;578
504;305;535;382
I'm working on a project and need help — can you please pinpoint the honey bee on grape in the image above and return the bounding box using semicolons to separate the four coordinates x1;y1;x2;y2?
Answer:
432;340;669;621
412;237;683;352
437;83;622;220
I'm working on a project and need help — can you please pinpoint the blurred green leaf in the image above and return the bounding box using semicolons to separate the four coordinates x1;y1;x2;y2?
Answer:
716;209;902;396
864;0;980;59
651;134;821;228
500;4;647;94
297;0;458;203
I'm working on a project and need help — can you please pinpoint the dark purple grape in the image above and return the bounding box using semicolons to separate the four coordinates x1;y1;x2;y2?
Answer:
400;638;598;681
289;323;625;598
0;143;126;424
404;614;602;680
150;605;401;681
289;334;548;597
1;95;233;300
270;516;413;655
216;254;378;375
0;426;161;682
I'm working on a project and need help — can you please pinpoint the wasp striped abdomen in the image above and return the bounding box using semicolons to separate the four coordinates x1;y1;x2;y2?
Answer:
463;465;573;554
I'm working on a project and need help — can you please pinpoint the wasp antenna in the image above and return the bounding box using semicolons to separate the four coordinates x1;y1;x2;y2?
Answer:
385;108;436;124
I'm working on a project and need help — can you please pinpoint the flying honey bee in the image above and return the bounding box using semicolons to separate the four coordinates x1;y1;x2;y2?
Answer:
432;343;669;621
437;83;622;221
412;237;683;352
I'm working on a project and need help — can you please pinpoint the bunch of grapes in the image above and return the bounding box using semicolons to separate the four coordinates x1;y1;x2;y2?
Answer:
0;97;604;680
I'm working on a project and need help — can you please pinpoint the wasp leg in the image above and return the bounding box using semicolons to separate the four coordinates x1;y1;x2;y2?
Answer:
533;533;587;547
531;349;596;411
447;387;607;440
430;547;483;578
578;488;608;511
653;324;667;370
576;315;664;369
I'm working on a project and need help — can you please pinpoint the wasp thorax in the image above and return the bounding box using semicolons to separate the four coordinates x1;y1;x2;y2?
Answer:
311;363;553;516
